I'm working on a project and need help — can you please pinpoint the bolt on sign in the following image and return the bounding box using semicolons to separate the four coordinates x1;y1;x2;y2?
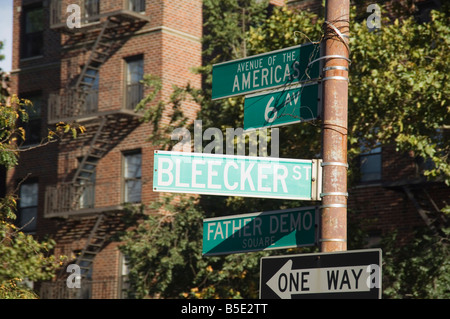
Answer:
260;249;382;299
212;42;320;100
202;207;318;256
244;82;320;131
153;151;322;201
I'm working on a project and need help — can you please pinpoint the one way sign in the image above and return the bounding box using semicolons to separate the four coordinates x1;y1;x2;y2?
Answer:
260;249;382;299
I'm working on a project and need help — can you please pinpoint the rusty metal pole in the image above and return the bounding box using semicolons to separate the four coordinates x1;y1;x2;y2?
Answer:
320;0;350;252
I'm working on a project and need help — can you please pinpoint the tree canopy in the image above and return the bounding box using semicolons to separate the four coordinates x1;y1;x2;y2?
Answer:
120;1;449;299
0;42;83;298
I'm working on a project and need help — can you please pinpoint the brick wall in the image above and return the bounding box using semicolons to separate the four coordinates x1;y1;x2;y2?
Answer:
349;144;450;244
9;0;202;298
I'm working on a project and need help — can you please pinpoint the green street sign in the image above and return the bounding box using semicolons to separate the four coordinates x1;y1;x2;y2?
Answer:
202;207;318;256
212;42;320;100
244;82;320;131
153;151;322;201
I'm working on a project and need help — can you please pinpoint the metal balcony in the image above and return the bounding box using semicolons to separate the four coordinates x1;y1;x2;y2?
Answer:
50;0;149;31
44;182;126;218
47;83;143;124
44;182;94;218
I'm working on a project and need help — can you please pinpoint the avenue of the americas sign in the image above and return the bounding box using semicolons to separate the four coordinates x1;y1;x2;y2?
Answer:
202;207;318;256
260;249;382;299
153;151;322;201
212;43;320;100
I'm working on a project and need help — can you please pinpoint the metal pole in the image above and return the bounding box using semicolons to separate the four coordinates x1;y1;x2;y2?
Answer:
320;0;350;252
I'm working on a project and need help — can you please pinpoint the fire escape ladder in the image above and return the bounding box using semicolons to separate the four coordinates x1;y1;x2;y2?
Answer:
70;116;109;208
75;214;107;279
72;18;118;116
402;185;448;235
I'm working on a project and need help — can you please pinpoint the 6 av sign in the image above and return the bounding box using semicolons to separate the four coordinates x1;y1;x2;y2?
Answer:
260;249;382;299
244;82;320;131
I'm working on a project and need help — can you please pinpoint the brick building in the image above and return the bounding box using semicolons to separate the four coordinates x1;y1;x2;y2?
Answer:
8;0;202;298
6;0;449;299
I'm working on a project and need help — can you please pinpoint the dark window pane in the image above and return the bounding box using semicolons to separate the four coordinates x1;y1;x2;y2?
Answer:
22;6;44;58
124;152;142;203
360;147;382;182
19;182;38;232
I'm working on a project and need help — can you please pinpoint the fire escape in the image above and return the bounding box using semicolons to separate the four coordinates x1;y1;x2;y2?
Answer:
384;158;449;237
43;0;149;293
400;182;448;236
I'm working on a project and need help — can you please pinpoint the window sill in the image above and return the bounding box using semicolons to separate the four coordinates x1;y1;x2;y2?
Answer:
351;181;383;189
20;55;44;63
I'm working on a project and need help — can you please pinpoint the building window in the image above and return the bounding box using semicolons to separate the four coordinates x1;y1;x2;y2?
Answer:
78;159;96;209
123;151;142;203
81;68;99;114
125;56;144;110
128;0;146;12
359;146;382;182
21;4;44;59
119;254;131;299
18;181;38;233
20;93;42;146
84;0;100;23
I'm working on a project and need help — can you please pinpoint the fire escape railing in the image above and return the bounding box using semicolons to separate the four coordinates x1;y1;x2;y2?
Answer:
50;0;148;29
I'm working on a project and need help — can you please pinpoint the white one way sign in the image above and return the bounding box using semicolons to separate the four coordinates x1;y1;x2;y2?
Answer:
260;249;382;299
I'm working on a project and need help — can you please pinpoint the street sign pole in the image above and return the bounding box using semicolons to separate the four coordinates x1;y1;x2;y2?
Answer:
320;0;350;252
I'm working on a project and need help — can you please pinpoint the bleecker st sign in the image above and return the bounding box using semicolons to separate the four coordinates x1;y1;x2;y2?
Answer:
212;43;320;100
153;151;321;201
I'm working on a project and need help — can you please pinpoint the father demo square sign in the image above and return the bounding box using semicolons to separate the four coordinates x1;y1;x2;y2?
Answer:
153;151;321;201
212;43;320;100
203;207;318;256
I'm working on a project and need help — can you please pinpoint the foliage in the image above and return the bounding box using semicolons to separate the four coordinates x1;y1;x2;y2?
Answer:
0;279;38;299
120;2;450;299
119;196;270;299
0;222;66;299
119;195;324;299
348;8;450;185
381;227;450;298
0;48;80;298
202;0;270;62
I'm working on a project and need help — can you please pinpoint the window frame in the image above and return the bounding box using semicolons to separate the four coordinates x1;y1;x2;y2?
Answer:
128;0;146;13
84;0;100;23
21;3;44;59
124;55;144;110
359;146;382;183
19;91;43;147
18;180;39;233
122;150;142;203
78;157;96;209
118;253;131;298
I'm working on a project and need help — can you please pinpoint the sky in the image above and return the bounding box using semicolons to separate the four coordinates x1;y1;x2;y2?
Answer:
0;0;13;72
